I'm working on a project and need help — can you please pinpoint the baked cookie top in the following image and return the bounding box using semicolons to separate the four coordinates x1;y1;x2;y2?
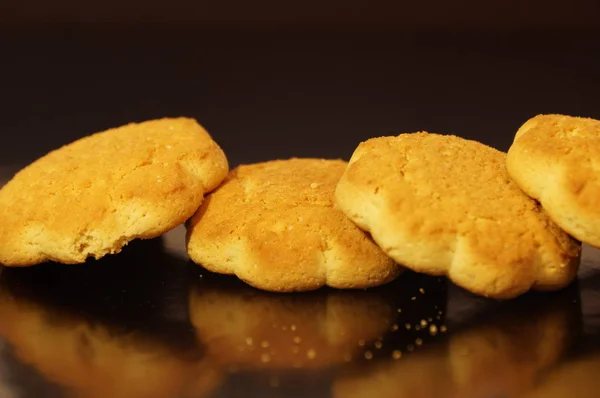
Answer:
507;114;600;247
335;132;581;299
186;158;399;292
0;117;228;266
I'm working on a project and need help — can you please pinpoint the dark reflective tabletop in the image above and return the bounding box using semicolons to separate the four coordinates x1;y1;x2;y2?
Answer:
0;222;599;398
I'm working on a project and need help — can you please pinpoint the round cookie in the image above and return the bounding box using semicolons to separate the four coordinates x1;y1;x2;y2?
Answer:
185;158;400;292
0;117;228;266
506;114;600;247
335;132;581;299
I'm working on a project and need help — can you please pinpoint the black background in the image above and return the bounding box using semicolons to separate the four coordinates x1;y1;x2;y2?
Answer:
1;0;599;168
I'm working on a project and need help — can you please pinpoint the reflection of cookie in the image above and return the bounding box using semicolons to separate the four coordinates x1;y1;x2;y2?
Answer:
507;114;600;247
333;290;579;398
186;158;399;292
188;273;396;369
523;353;600;398
0;118;228;266
335;132;581;299
0;286;221;398
447;310;572;397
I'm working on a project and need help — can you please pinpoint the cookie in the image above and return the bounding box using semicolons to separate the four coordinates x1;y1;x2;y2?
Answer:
0;117;228;266
186;158;400;292
335;132;581;299
506;114;600;247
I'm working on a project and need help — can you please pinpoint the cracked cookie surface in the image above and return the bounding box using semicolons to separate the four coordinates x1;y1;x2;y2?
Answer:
0;117;228;266
185;158;400;292
507;114;600;247
335;132;581;299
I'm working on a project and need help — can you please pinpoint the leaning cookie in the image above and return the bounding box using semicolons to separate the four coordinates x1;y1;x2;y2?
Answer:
186;158;400;292
0;117;228;266
507;114;600;248
335;132;581;299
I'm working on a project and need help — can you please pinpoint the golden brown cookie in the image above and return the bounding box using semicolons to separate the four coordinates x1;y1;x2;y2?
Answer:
186;158;399;292
0;117;228;266
335;132;581;299
507;114;600;247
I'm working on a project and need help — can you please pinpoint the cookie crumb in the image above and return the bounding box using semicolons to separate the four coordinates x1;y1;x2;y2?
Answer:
429;325;438;335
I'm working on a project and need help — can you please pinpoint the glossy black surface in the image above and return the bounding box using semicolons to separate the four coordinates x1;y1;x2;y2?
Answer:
1;26;600;397
0;231;599;398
